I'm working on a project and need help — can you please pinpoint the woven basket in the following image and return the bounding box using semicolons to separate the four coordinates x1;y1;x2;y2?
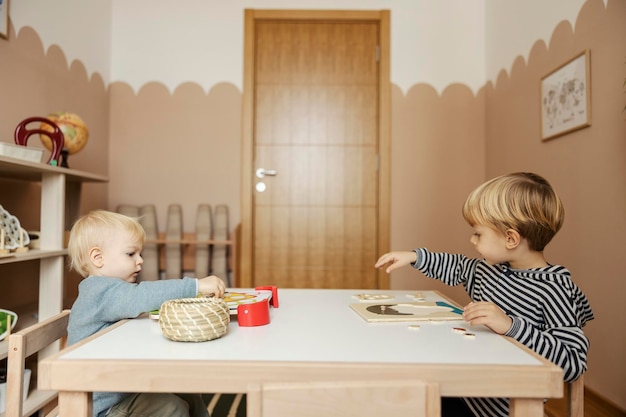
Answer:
159;297;230;342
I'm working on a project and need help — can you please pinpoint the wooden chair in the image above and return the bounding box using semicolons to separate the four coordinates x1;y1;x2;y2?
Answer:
247;379;440;417
6;310;70;417
568;375;584;417
544;374;585;417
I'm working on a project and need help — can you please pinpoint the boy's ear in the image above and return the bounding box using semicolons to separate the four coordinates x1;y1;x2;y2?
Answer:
89;246;104;268
505;229;521;249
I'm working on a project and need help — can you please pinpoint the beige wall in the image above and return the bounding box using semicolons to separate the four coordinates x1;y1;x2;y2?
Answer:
388;83;485;304
392;0;625;406
0;25;109;190
0;25;109;310
484;0;626;406
108;81;242;233
1;0;625;409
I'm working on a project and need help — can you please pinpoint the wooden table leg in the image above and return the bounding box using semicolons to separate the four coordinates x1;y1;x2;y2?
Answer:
509;398;544;417
58;391;92;417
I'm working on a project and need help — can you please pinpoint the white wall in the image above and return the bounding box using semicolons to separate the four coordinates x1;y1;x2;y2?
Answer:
10;0;601;95
108;0;486;94
10;0;111;83
485;0;603;83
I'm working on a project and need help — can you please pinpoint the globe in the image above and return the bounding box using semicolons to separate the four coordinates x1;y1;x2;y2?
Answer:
39;112;89;155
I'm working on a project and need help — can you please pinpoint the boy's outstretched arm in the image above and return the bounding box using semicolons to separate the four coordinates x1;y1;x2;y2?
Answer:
375;251;418;274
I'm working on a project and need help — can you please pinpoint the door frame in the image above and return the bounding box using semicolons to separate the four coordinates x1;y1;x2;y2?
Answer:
240;9;391;288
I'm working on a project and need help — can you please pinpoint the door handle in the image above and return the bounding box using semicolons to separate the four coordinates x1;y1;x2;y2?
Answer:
256;168;277;178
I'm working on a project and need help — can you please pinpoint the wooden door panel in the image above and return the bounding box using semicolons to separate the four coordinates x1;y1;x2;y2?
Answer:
251;17;382;289
255;146;377;205
256;23;378;85
253;205;377;289
256;86;378;146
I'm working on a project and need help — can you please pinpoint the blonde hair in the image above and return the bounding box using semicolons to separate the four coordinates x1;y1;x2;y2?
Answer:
68;210;146;277
462;172;564;251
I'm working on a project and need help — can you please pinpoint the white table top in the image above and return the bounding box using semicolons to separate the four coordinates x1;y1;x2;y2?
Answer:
61;289;540;367
41;289;563;417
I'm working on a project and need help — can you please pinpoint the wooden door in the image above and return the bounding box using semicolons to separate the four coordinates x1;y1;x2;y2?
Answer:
241;10;390;289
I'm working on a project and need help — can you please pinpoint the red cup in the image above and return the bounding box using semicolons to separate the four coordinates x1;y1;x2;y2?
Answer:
237;300;270;326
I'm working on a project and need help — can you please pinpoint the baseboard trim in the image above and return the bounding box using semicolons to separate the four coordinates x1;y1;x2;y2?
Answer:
585;386;626;417
545;384;626;417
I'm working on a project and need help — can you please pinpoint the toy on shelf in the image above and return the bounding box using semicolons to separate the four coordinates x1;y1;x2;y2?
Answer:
0;229;8;255
0;309;17;341
0;205;30;254
14;116;65;165
38;112;89;168
15;229;29;253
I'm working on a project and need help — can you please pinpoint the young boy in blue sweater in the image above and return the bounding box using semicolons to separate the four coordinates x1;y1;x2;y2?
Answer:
67;210;226;417
375;172;593;417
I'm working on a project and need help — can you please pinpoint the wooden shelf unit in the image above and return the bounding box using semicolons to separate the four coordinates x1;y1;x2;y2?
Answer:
0;154;107;363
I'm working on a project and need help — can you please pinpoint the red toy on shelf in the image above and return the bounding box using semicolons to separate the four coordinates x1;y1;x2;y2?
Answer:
14;117;65;165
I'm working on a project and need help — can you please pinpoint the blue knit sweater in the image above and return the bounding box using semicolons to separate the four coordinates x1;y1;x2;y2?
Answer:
67;275;198;417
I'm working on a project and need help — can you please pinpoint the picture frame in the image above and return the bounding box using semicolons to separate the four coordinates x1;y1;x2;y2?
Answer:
540;49;591;141
0;0;7;40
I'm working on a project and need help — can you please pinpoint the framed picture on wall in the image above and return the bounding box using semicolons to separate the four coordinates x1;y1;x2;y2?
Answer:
540;49;591;141
0;0;8;39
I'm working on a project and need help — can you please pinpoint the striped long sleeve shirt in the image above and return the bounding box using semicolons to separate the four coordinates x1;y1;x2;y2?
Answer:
412;248;594;417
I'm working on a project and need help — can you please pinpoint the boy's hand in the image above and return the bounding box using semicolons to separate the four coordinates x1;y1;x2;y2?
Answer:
374;251;417;274
462;301;513;335
198;275;226;298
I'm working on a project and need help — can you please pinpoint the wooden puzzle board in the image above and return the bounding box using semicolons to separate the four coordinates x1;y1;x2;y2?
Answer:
150;290;273;319
223;290;272;314
350;300;463;323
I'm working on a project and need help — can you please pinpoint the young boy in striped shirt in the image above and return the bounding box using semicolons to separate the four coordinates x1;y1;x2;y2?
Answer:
375;172;593;417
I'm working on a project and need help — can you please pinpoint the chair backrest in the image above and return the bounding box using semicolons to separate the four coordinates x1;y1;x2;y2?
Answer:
247;379;440;417
6;310;70;417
